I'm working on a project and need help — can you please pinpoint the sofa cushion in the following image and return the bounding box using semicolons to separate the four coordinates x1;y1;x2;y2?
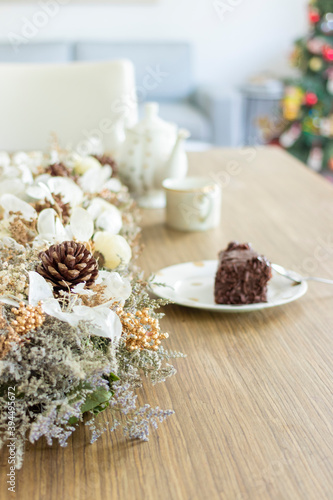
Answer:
139;102;212;142
75;42;192;101
0;43;73;63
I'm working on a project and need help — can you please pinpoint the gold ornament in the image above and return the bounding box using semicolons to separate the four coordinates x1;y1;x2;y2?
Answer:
11;302;45;335
283;104;299;121
309;57;323;72
117;307;169;352
290;46;302;68
282;87;304;121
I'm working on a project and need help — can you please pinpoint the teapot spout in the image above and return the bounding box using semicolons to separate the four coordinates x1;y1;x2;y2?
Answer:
162;128;190;182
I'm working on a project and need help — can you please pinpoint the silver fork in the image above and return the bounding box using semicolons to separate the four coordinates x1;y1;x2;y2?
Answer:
272;264;333;285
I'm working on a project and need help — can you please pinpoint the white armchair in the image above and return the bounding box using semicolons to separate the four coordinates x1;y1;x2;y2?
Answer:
0;60;137;153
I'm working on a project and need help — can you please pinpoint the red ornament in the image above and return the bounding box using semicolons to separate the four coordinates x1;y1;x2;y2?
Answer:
328;158;333;171
309;9;321;24
323;45;333;61
304;92;318;106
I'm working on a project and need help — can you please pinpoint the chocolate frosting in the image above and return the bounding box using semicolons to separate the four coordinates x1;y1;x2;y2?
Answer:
214;242;272;305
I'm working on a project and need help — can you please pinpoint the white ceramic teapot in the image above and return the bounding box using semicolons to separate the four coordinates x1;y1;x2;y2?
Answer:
116;102;190;208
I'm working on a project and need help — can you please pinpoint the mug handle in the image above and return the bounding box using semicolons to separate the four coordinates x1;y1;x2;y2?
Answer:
197;192;214;222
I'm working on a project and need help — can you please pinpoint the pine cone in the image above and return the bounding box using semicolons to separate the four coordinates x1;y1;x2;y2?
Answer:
46;162;72;178
93;154;118;177
37;241;98;292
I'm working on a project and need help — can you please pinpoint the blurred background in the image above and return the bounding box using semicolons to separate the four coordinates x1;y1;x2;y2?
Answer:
1;0;332;177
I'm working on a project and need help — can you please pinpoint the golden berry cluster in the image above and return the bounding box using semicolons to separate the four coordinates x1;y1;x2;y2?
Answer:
11;302;45;335
0;307;23;359
117;307;169;352
0;327;22;360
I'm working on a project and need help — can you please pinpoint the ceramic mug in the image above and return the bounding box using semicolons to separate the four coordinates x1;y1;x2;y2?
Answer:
162;177;222;231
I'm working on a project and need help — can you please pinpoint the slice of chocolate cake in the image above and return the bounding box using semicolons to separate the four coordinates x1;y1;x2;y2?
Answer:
214;242;272;305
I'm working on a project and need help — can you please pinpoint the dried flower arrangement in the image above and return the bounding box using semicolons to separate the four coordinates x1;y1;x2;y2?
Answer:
0;149;184;468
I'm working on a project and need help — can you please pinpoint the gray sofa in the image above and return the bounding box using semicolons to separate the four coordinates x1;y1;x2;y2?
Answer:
0;41;242;146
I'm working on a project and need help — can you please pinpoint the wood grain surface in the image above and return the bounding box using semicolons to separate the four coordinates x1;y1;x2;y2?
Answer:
1;146;333;500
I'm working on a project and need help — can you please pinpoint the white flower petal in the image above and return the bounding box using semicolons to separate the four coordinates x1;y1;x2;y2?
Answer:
49;150;60;165
73;155;102;175
37;208;56;236
55;217;68;241
38;294;122;340
1;166;20;179
34;174;51;185
0;151;10;168
0;220;10;238
37;208;68;243
28;272;54;306
104;178;122;193
103;309;122;339
71;283;96;296
0;237;25;252
70;207;94;242
98;271;132;302
100;165;112;182
0;179;25;197
79;167;101;194
86;198;108;220
72;305;122;339
96;209;122;235
18;165;34;185
42;299;80;327
12;152;29;166
42;301;122;340
0;194;36;220
79;165;112;194
0;296;20;307
47;177;83;206
26;183;54;203
87;198;122;234
93;232;132;270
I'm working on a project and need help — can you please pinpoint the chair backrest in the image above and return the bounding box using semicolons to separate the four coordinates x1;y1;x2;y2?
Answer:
75;42;193;101
0;60;137;152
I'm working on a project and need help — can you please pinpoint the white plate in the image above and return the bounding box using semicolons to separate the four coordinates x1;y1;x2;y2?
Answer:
151;260;308;313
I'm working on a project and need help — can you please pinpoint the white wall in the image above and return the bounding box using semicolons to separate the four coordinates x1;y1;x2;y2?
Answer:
0;0;308;88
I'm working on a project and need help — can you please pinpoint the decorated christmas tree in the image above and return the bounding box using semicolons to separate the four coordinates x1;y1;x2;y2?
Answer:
278;0;333;175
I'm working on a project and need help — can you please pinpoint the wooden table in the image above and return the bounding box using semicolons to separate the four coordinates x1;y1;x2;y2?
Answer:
1;147;333;500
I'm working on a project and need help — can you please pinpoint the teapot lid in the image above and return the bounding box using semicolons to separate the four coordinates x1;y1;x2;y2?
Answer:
131;102;176;136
